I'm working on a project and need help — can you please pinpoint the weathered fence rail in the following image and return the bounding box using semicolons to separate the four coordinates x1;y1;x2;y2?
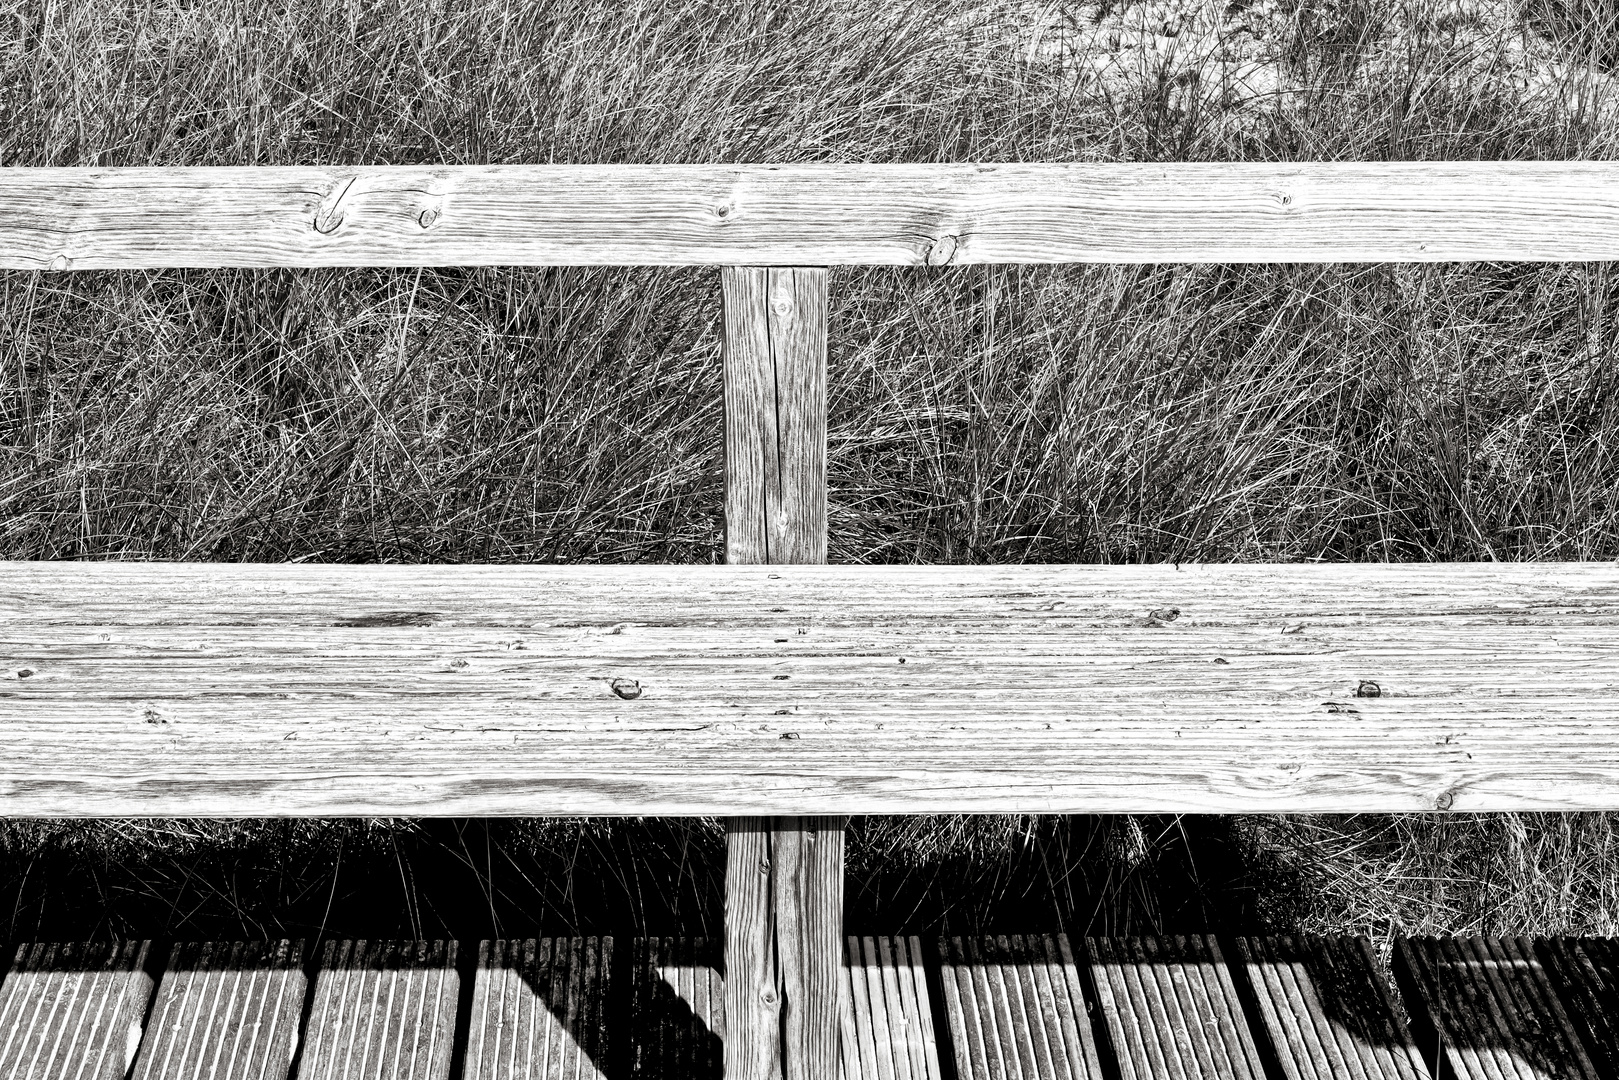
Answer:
5;560;1619;817
5;160;1619;1080
4;162;1619;268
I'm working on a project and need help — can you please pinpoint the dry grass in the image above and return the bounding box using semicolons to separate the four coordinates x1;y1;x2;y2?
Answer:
5;0;1619;943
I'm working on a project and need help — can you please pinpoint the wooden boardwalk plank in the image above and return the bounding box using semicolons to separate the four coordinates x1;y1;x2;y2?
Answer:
627;936;937;1080
1087;937;1156;1080
299;939;458;1080
128;939;304;1080
1232;936;1429;1080
1393;936;1600;1080
840;937;942;1080
5;162;1619;269
0;941;154;1080
1083;935;1262;1080
18;931;1619;1080
12;561;1619;817
466;937;612;1080
940;934;1105;1080
1537;937;1619;1076
626;936;723;1079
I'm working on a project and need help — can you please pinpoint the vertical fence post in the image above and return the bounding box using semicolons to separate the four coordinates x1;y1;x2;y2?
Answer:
721;266;845;1080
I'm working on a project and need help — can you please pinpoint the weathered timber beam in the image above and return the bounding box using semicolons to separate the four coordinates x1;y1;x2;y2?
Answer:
722;266;827;564
4;561;1619;815
721;266;844;1080
5;163;1619;268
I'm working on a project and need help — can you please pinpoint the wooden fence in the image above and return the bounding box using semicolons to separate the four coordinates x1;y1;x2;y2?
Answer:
5;162;1619;1080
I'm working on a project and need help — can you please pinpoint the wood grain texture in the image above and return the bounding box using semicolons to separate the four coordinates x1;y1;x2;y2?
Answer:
723;817;846;1080
299;940;458;1080
0;941;154;1080
774;818;845;1080
938;934;1105;1080
8;560;1619;815
1535;938;1619;1076
7;163;1619;268
726;821;781;1080
464;938;612;1080
1084;936;1265;1080
629;937;724;1080
1393;937;1600;1080
625;935;935;1080
723;268;841;1080
722;267;828;564
836;936;942;1080
1231;936;1429;1080
129;939;305;1080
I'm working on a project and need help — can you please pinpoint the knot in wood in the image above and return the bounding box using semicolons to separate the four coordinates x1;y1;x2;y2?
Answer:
1354;679;1381;698
927;234;959;266
610;677;642;700
1435;789;1455;811
418;207;438;228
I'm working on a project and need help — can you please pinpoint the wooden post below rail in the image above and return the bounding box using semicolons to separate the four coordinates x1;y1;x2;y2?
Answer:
721;266;846;1080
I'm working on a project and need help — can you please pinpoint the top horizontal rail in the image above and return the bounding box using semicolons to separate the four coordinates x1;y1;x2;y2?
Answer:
2;162;1619;269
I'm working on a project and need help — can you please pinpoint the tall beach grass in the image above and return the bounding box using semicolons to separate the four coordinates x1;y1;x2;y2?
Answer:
4;0;1619;947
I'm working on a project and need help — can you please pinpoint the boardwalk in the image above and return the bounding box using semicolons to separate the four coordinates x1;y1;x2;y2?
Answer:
2;933;1613;1079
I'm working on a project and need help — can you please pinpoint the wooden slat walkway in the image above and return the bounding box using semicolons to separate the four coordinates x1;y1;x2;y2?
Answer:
0;941;153;1080
1231;935;1428;1080
4;934;1619;1079
301;939;459;1080
628;936;723;1079
466;937;613;1080
1085;935;1267;1080
1535;938;1619;1077
844;936;942;1080
131;939;305;1080
939;934;1104;1080
1394;937;1601;1080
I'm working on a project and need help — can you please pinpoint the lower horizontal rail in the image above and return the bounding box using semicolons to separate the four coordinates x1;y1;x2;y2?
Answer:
2;561;1618;815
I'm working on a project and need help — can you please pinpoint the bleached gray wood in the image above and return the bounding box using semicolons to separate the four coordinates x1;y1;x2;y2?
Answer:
722;262;842;1080
722;267;827;564
6;163;1619;268
1231;936;1429;1080
299;940;458;1080
465;938;612;1080
1083;936;1262;1080
8;560;1619;814
129;940;304;1080
938;935;1104;1080
838;937;942;1080
0;941;154;1080
724;817;845;1080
